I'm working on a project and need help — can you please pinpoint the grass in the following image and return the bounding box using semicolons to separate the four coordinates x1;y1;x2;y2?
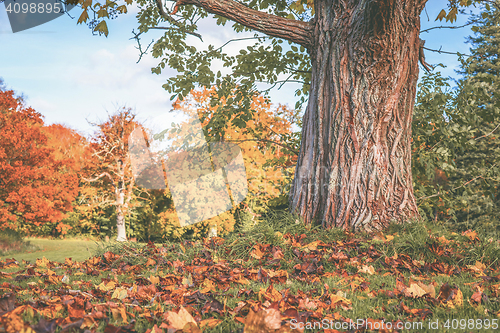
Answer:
0;237;101;263
1;213;499;332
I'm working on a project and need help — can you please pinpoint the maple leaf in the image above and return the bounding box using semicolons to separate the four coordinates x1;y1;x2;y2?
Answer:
298;297;317;310
163;306;198;331
98;280;116;292
271;246;284;260
201;278;217;293
404;283;428;298
148;275;160;285
250;245;265;259
468;261;486;276
470;290;483;305
243;308;282;333
199;318;222;329
358;265;375;275
145;258;156;267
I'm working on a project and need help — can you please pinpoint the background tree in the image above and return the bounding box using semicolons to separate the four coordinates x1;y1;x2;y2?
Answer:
0;89;79;234
83;107;147;241
450;1;500;237
71;0;488;232
168;86;299;231
411;1;500;239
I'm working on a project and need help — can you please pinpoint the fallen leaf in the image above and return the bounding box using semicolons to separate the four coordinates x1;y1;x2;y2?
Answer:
164;306;197;331
358;265;375;275
149;275;160;285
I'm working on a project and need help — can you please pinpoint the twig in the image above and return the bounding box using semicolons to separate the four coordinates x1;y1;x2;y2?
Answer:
417;163;497;205
420;20;478;33
423;46;471;57
155;0;203;41
474;122;500;140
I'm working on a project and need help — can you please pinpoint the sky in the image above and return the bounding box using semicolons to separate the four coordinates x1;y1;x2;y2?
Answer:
0;1;482;139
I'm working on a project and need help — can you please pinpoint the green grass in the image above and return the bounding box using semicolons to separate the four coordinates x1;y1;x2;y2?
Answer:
0;237;100;263
1;213;499;332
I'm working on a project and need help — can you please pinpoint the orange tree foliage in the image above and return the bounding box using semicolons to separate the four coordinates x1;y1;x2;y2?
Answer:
154;86;299;237
40;124;103;236
0;90;79;234
42;124;90;175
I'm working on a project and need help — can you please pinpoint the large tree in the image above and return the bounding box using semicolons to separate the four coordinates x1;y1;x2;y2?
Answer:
74;0;488;232
84;107;148;241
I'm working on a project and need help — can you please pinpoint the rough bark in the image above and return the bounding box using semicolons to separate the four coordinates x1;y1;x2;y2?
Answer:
289;0;424;231
170;0;428;232
159;0;314;48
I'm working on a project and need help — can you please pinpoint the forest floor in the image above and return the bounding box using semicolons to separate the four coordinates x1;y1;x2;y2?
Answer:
1;213;499;332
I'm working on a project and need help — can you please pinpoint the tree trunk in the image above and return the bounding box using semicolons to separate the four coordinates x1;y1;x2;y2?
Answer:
116;208;127;241
289;0;424;232
116;179;128;241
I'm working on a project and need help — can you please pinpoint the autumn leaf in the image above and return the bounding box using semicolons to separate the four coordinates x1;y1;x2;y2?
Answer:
199;318;222;329
358;265;375;275
243;308;282;333
404;283;428;298
148;275;160;285
438;283;463;308
462;230;479;241
98;280;116;292
250;245;265;259
182;273;194;287
201;278;217;293
164;306;198;331
468;261;486;276
35;257;50;268
145;258;156;266
111;287;128;300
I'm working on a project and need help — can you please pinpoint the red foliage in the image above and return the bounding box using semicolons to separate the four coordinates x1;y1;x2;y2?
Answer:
0;90;79;232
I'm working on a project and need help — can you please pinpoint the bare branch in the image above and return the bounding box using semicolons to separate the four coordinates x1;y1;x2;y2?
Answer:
169;0;313;49
420;20;478;33
130;29;155;63
82;172;116;188
423;46;471;57
419;39;433;72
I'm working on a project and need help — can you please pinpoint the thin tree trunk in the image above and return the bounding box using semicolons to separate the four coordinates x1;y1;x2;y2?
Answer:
116;162;128;241
289;0;424;231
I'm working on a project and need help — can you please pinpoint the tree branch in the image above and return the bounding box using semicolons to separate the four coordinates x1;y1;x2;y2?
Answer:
475;122;500;141
417;163;498;205
420;20;478;33
423;46;471;57
82;172;116;189
155;0;204;41
169;0;314;49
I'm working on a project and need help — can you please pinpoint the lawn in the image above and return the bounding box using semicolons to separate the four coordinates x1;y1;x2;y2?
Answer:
0;238;100;263
0;213;499;332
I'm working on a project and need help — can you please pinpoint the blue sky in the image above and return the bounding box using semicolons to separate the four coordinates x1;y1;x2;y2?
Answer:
0;1;481;138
